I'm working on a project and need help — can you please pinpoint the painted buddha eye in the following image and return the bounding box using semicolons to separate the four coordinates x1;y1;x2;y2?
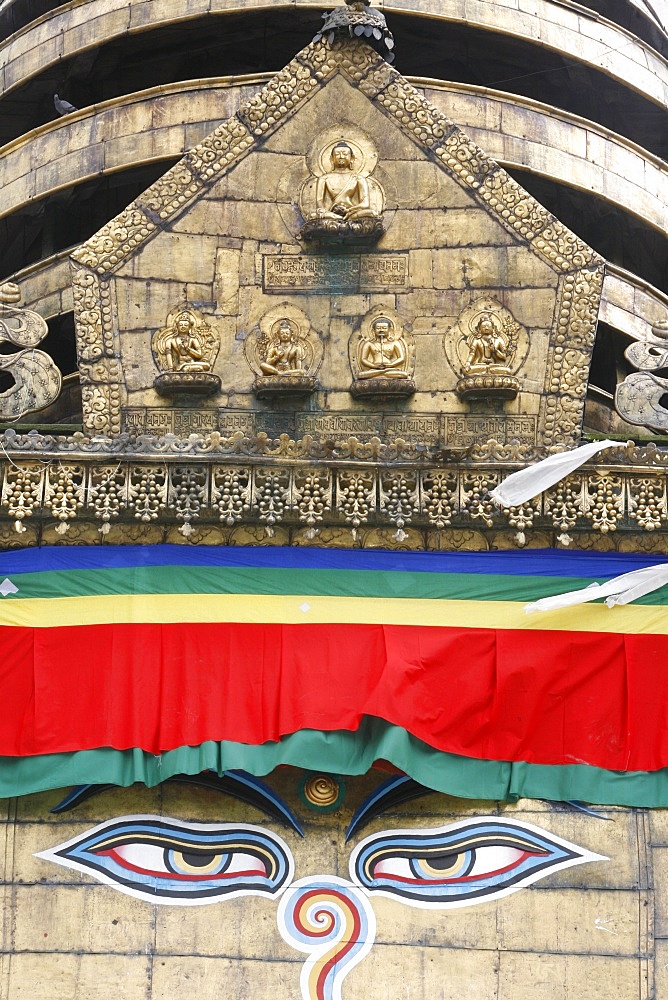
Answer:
349;818;605;908
36;816;294;905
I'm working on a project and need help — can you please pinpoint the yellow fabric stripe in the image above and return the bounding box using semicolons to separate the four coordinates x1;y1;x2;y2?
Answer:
1;592;667;633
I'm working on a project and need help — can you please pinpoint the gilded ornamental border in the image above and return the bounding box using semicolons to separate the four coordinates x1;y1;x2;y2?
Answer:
1;433;668;548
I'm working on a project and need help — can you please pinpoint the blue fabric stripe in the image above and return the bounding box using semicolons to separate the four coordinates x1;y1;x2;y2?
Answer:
0;544;665;577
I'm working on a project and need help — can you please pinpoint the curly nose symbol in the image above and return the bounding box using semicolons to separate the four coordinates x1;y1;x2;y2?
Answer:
277;875;376;1000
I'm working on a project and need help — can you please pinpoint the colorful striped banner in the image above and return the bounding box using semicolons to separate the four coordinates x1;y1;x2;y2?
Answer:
2;545;668;786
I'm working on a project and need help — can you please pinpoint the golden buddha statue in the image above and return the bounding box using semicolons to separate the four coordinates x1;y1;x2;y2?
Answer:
152;306;221;397
259;320;305;377
300;135;385;245
162;311;211;373
350;309;415;398
315;142;378;223
359;316;409;379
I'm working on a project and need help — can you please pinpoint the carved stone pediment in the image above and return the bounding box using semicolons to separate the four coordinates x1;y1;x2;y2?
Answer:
70;31;604;452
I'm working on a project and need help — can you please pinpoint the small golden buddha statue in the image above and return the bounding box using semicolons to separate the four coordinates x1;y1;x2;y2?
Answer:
152;306;221;396
259;320;305;376
300;136;385;246
350;310;415;398
315;143;378;223
455;308;520;401
162;312;211;373
247;306;322;399
464;312;511;373
359;317;409;379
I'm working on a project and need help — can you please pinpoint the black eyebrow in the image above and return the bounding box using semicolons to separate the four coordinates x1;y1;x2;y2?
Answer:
345;775;432;841
50;770;304;836
344;781;609;841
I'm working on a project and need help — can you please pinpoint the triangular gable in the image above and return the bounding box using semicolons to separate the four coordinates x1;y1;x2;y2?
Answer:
72;37;601;278
71;36;604;446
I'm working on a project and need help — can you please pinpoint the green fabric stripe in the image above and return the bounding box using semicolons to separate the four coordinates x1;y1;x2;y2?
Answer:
2;565;631;604
2;719;668;807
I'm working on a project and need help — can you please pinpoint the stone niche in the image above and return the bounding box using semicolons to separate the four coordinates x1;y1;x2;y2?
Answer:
71;36;604;450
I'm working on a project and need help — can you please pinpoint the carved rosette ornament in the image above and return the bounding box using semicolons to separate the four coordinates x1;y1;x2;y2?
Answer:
615;319;668;432
299;128;385;248
349;306;415;399
245;303;323;399
0;282;62;419
152;306;221;397
446;300;527;401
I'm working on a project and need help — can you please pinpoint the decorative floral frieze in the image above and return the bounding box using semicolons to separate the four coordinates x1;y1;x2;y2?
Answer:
211;466;251;526
303;36;383;84
532;222;601;273
237;61;320;137
0;455;664;542
188;119;255;182
1;463;45;522
627;476;668;531
375;80;454;147
542;267;605;448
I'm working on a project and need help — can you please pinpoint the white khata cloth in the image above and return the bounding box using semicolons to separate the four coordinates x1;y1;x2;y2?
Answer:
525;563;668;614
490;439;622;508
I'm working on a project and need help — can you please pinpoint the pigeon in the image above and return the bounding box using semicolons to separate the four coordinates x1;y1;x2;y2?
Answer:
54;93;77;116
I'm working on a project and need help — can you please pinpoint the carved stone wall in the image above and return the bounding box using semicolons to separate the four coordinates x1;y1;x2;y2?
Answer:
71;37;603;450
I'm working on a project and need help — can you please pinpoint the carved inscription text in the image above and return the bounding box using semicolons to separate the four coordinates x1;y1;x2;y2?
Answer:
297;413;383;437
445;416;536;447
263;254;408;292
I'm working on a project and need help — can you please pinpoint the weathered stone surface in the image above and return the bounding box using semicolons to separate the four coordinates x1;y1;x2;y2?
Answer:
1;782;660;1000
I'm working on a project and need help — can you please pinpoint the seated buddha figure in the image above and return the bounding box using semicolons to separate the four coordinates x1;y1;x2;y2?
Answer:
259;320;305;377
465;312;511;373
359;316;409;380
315;142;379;222
163;312;211;373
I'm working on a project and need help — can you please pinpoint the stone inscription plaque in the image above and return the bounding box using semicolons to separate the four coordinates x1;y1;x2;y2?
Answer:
263;254;408;292
125;408;149;434
124;408;174;435
445;416;536;446
360;256;408;287
297;413;383;437
384;415;440;443
218;411;256;436
124;408;255;436
174;410;218;436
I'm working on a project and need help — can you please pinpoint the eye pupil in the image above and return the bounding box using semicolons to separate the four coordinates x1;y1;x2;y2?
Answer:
164;848;231;876
180;851;218;868
427;853;460;871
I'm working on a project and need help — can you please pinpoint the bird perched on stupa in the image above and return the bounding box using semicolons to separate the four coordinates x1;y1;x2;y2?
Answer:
313;0;395;62
53;94;78;116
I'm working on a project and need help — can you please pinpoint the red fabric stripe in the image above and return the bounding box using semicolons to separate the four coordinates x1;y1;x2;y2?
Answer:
3;621;667;770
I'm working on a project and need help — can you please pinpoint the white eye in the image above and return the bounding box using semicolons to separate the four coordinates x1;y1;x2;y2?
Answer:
214;852;266;876
108;844;266;878
350;818;607;909
36;816;295;905
468;846;525;878
112;843;170;873
373;857;412;878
